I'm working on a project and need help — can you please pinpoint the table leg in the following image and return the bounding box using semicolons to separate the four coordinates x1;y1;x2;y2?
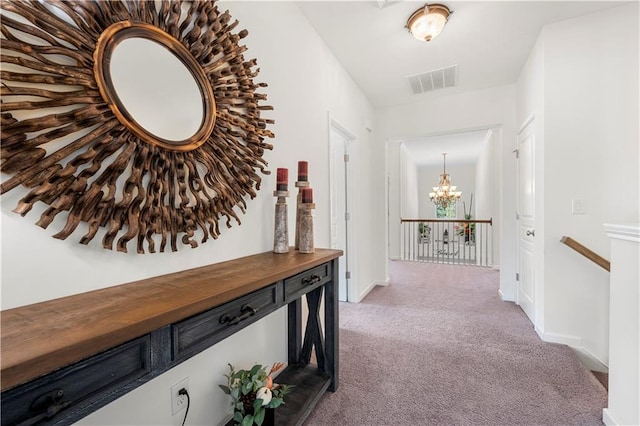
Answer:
287;299;302;365
324;258;339;392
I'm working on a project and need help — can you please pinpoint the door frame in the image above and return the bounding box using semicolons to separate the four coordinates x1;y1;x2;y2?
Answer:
328;113;357;302
516;113;536;323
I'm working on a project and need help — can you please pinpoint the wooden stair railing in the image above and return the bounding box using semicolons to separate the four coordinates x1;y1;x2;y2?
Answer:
560;236;610;272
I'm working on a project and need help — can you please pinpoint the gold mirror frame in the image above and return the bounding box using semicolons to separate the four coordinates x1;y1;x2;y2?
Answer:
0;0;274;253
94;21;216;151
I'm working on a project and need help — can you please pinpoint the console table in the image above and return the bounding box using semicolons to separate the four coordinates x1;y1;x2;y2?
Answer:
1;249;342;425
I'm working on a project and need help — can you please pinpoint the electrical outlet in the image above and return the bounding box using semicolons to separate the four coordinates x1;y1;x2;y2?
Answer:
171;377;189;415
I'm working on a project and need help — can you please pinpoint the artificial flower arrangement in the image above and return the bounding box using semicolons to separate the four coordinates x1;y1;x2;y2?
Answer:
219;362;291;426
456;194;476;242
455;215;475;240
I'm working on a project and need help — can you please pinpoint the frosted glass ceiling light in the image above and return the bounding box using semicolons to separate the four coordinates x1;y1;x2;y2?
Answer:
429;153;462;208
407;4;452;42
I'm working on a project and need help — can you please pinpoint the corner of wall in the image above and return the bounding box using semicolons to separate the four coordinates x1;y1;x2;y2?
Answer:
354;277;390;303
534;324;582;347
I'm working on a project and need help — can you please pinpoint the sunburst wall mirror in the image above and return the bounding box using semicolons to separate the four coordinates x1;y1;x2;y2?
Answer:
0;0;274;253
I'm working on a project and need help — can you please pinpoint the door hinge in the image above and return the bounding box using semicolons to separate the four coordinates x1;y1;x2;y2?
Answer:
345;212;350;221
516;212;520;220
516;272;520;281
513;149;519;159
345;271;351;279
344;154;350;162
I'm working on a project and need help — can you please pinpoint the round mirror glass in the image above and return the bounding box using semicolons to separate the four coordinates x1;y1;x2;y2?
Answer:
108;37;203;142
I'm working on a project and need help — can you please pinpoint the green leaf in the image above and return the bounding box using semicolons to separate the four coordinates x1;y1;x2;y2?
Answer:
268;398;283;409
231;387;240;399
233;411;244;423
242;381;252;395
235;402;244;411
253;398;263;412
219;385;231;395
254;408;265;426
250;364;262;376
241;414;254;426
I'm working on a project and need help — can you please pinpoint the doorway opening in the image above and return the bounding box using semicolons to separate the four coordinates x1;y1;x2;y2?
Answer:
384;126;506;287
329;116;356;302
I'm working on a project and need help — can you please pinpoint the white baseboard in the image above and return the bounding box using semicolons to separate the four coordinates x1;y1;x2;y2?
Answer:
570;345;609;372
535;326;609;372
602;408;618;426
355;278;391;302
356;281;377;302
535;325;583;347
498;289;515;302
583;346;609;370
389;256;401;261
374;277;390;287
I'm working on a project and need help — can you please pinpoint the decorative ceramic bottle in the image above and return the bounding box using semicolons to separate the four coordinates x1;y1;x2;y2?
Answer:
273;168;289;253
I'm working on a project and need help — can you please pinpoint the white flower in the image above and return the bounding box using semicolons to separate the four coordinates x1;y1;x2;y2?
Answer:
256;387;272;406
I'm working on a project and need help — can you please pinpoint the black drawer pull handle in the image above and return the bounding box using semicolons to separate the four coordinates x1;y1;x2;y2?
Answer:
219;304;258;326
18;389;71;426
302;274;322;285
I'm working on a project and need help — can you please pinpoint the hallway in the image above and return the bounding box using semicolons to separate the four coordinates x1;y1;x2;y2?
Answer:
305;262;606;425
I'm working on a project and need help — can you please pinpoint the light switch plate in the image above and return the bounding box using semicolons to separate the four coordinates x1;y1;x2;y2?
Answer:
572;199;585;215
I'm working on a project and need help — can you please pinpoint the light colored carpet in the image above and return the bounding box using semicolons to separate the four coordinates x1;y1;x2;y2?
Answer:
305;261;606;425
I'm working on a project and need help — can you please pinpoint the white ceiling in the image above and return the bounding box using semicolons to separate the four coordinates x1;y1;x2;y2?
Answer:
297;0;627;166
403;129;490;166
296;1;628;108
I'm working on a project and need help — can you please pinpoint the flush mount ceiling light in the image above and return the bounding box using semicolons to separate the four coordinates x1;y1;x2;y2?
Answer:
407;3;452;42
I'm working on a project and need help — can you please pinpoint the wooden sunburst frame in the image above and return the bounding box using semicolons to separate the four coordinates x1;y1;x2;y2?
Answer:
0;0;274;253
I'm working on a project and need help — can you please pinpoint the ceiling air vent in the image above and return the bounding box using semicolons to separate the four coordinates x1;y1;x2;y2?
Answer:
406;65;457;95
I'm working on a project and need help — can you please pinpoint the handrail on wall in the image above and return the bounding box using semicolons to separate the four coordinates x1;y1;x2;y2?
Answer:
560;236;611;272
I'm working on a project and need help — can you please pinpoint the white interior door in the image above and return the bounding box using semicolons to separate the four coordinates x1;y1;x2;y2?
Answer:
329;125;351;302
517;119;536;323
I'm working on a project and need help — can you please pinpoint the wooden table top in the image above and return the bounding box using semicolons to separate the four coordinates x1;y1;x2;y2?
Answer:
1;249;342;391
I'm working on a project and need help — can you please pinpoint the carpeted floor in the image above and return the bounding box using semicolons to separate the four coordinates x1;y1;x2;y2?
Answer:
305;261;607;425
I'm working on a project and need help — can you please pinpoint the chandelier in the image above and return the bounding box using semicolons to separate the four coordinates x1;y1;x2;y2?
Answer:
429;153;461;208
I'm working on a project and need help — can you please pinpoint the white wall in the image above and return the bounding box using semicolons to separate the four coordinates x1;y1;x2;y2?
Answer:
387;141;402;260
516;3;639;365
387;142;421;261
400;144;419;219
544;3;639;364
475;130;500;266
417;163;476;219
604;224;640;426
0;2;383;424
379;84;517;298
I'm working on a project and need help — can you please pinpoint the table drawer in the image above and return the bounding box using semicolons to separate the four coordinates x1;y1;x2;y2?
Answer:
1;336;151;426
172;284;280;361
284;263;331;302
